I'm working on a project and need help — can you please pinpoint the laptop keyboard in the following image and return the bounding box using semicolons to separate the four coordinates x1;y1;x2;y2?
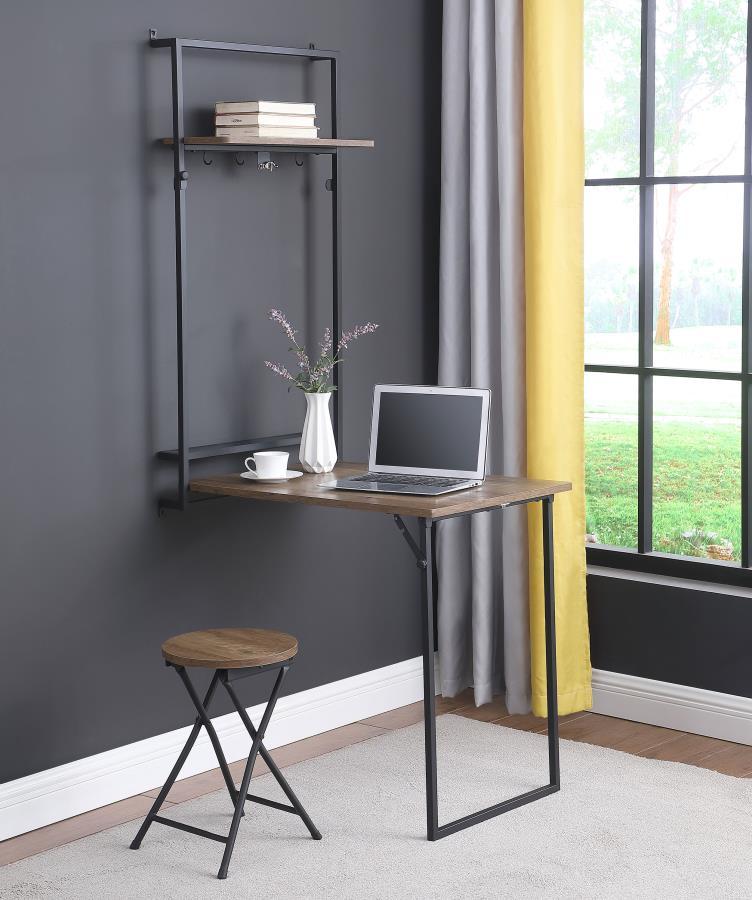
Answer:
350;473;470;487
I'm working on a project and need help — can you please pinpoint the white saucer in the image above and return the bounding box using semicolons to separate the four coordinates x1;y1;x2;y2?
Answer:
240;470;304;483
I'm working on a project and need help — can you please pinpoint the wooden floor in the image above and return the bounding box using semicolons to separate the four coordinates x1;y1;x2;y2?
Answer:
2;692;751;867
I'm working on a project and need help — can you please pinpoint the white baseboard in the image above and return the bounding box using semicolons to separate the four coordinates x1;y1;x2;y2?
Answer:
592;668;752;746
0;655;435;842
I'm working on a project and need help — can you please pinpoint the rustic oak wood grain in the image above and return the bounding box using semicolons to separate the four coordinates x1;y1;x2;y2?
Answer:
161;627;298;669
161;136;374;148
189;463;571;519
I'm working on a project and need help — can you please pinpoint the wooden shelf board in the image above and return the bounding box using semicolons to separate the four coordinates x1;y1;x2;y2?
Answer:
161;136;374;150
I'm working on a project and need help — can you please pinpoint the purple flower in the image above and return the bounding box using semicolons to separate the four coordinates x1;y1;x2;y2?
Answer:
264;360;295;382
337;322;379;353
268;308;296;342
320;327;332;357
265;308;379;393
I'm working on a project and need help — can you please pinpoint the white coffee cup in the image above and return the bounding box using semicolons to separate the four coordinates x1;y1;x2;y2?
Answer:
244;450;289;479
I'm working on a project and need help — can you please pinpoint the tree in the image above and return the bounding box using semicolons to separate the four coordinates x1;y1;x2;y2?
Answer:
586;0;746;345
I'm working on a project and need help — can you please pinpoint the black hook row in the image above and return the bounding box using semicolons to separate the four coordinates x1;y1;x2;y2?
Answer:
199;152;251;167
194;152;311;172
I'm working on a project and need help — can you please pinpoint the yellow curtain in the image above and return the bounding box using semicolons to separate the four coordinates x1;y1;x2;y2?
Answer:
523;0;592;716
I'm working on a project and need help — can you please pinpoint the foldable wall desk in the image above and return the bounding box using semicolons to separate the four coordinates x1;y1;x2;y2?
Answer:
191;463;571;841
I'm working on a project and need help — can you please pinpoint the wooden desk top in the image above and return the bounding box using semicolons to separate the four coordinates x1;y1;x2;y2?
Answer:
190;464;571;520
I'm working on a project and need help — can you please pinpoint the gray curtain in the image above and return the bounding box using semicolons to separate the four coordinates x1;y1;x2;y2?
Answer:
437;0;530;713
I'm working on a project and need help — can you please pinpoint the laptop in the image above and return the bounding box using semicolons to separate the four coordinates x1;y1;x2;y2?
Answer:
327;384;491;496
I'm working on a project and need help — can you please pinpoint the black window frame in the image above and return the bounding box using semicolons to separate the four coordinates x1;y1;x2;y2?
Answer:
585;0;752;588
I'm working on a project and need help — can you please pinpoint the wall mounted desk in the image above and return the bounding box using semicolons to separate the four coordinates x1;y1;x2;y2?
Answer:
191;463;572;840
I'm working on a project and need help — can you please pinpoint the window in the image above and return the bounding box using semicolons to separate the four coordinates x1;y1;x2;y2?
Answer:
584;0;751;578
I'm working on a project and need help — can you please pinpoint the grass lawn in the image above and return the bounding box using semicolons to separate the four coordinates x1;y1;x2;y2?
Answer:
585;420;741;560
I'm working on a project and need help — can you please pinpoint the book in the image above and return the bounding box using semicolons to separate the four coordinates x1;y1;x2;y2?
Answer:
215;126;319;139
215;113;316;127
215;100;316;116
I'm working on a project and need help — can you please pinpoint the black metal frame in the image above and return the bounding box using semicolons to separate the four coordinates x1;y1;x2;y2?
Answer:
394;495;559;840
130;496;558;862
585;0;752;582
130;659;321;879
149;31;342;513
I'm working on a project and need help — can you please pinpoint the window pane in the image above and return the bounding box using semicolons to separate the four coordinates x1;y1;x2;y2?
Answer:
653;377;740;561
585;372;638;548
586;187;639;365
585;0;641;178
654;0;747;176
652;184;742;370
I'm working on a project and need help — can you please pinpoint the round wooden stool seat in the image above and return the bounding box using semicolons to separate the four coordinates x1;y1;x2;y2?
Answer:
161;627;298;670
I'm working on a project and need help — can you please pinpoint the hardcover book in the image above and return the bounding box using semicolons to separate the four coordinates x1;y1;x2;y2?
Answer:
215;125;319;139
215;113;316;127
214;100;316;116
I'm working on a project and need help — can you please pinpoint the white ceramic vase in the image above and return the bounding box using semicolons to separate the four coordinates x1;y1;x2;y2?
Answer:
299;391;337;473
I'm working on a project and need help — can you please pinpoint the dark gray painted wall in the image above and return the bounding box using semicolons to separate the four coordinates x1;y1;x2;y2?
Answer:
588;573;752;698
0;1;441;782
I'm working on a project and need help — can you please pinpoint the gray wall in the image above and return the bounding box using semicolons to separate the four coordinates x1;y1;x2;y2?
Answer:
588;572;752;697
0;1;441;782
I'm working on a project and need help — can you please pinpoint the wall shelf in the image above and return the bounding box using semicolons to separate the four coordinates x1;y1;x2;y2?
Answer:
156;433;303;463
161;136;374;153
150;31;364;512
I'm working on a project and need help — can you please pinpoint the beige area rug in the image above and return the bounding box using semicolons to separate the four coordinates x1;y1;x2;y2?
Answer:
2;714;751;898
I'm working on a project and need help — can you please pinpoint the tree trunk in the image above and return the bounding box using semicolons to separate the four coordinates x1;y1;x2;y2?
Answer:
655;182;680;346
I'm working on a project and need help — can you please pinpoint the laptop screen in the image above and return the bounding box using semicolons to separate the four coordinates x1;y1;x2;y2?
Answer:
371;387;489;477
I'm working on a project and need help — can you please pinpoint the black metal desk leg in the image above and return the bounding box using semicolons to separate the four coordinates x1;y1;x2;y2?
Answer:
410;501;561;842
419;518;439;840
542;495;560;788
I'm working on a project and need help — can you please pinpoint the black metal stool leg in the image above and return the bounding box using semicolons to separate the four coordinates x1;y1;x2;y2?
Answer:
222;675;322;840
175;666;240;807
130;670;223;850
132;657;315;877
217;665;289;880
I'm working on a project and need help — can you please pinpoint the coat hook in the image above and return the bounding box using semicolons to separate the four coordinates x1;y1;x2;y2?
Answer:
202;151;213;166
295;154;304;167
257;151;278;172
234;153;246;166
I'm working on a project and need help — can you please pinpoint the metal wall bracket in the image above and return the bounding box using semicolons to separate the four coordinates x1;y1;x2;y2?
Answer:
150;34;343;512
257;151;278;173
394;515;427;568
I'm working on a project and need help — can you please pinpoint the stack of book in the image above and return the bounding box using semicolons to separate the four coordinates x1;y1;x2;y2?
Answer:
215;101;317;141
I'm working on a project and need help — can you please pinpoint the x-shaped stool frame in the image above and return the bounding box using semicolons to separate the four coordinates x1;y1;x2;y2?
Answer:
130;660;321;879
